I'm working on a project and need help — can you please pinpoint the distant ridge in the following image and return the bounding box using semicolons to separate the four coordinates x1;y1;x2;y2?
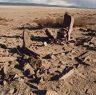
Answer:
0;2;72;7
0;2;95;9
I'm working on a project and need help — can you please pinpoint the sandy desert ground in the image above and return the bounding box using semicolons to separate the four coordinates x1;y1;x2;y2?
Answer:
0;6;96;95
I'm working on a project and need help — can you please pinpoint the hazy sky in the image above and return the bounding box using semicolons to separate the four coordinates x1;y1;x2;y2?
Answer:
0;0;96;8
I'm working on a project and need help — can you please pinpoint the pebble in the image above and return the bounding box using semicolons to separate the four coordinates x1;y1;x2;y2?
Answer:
3;81;7;85
61;52;65;56
84;42;89;46
51;54;55;60
44;42;48;46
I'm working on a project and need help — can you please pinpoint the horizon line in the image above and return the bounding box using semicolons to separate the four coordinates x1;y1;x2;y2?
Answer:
0;2;96;9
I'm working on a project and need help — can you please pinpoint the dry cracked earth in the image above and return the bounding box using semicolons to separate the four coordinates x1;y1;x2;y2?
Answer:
0;6;96;95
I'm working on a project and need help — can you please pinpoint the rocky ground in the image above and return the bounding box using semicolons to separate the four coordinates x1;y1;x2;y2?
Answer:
0;6;96;95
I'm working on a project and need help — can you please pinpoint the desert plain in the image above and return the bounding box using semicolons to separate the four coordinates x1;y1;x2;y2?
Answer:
0;6;96;95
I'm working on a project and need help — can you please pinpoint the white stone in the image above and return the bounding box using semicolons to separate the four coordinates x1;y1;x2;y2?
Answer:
44;42;48;46
84;42;89;46
51;54;55;60
3;81;7;85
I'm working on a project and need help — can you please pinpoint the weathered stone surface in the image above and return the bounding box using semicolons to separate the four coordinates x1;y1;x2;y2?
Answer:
46;90;57;95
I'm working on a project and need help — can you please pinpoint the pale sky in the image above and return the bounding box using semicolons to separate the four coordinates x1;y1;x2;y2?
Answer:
0;0;96;8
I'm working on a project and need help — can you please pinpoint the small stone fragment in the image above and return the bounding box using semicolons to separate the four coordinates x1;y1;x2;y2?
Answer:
44;42;48;46
51;54;55;60
84;42;89;46
3;80;7;85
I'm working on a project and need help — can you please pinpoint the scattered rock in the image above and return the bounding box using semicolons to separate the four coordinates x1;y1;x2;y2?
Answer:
0;10;96;95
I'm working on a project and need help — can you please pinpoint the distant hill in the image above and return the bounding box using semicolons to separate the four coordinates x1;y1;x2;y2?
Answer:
0;2;95;9
0;2;71;7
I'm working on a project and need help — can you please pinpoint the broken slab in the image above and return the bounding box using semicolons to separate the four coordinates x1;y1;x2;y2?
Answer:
57;28;67;40
45;29;55;43
74;70;86;79
59;68;74;80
